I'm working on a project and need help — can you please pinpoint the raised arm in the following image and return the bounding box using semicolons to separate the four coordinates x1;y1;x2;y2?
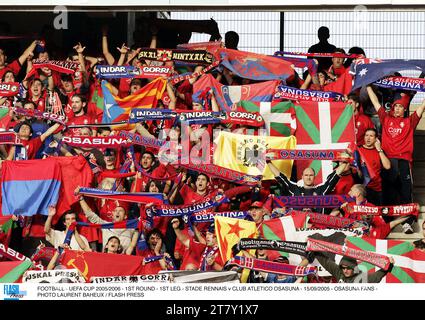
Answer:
116;43;129;66
171;218;190;248
375;138;391;170
416;98;425;118
40;123;60;143
18;40;38;66
44;205;56;235
366;86;382;113
126;230;139;255
102;27;116;65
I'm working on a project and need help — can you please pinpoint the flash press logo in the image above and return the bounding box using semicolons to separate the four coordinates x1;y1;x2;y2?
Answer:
3;284;27;300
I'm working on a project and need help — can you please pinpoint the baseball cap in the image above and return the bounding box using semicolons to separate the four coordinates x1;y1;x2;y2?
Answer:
250;201;264;208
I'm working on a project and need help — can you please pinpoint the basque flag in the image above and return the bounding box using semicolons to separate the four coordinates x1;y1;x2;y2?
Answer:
1;158;61;216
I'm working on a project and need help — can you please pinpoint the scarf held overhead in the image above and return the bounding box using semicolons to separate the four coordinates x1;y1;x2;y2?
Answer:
95;65;172;79
61;136;131;149
273;195;353;208
266;149;352;161
306;237;391;270
138;48;214;64
347;203;419;217
78;187;166;205
274;85;344;102
227;256;317;277
233;238;307;257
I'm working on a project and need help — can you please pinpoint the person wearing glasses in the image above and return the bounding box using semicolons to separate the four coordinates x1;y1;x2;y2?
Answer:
313;253;394;283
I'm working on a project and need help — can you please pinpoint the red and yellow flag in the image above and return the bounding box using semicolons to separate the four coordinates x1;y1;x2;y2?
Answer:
101;77;167;129
214;216;257;263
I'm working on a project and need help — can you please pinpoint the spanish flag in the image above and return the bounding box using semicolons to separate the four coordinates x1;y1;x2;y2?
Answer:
213;131;296;180
101;77;166;127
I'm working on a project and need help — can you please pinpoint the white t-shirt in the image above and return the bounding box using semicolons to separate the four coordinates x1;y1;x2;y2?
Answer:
46;229;89;250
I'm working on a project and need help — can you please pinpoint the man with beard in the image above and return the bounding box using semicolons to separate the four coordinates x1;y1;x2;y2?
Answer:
66;94;96;136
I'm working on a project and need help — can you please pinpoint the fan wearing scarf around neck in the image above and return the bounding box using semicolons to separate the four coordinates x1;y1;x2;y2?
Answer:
171;218;223;272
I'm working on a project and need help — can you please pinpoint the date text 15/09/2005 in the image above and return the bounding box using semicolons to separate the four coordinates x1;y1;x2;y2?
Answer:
166;304;259;317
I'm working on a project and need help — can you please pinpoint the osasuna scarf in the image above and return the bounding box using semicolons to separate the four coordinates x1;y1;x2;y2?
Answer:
3;105;68;126
0;82;20;96
129;108;175;123
0;131;22;145
178;162;261;186
274;51;361;59
147;194;228;217
95;65;172;79
200;246;220;271
191;211;249;223
305;211;369;230
0;242;44;270
274;85;344;102
64;220;141;249
266;149;351;161
227;255;317;276
374;76;425;92
118;131;170;150
347;203;419;217
176;110;222;125
273;195;353;208
26;59;79;79
61;136;131;149
306;237;391;270
78;187;166;205
143;255;176;270
169;61;220;84
129;108;264;127
138;48;214;64
234;238;307;257
273;56;318;75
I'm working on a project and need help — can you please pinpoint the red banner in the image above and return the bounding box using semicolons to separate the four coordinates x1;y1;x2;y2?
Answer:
60;249;145;281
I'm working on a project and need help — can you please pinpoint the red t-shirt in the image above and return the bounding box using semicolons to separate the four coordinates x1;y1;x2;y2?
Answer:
358;146;382;192
354;113;375;146
66;114;96;136
0;60;21;80
378;108;420;162
180;237;223;271
21;137;43;160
